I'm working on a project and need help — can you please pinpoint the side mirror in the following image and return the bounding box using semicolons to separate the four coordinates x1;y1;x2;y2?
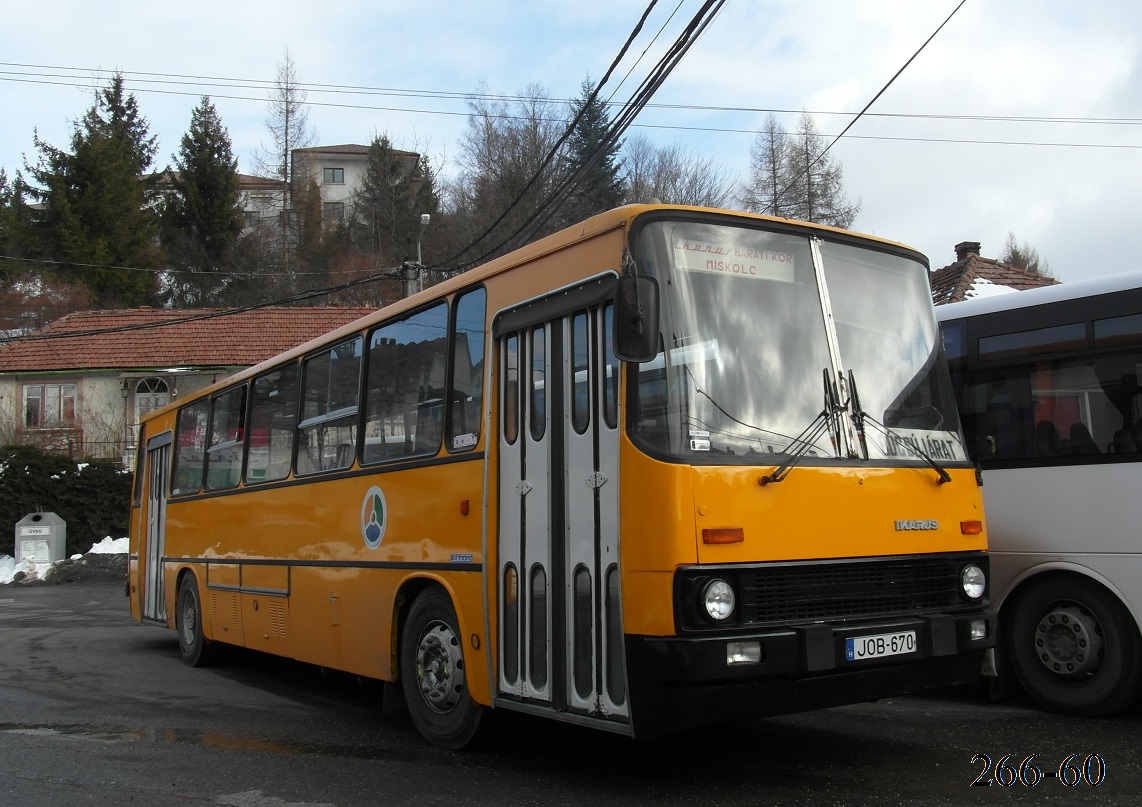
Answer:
613;274;660;363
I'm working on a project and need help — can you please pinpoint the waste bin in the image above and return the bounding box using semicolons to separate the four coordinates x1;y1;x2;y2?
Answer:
14;512;67;564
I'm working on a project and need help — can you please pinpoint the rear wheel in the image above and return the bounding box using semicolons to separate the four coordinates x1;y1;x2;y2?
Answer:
400;587;485;749
176;574;216;667
1006;576;1142;715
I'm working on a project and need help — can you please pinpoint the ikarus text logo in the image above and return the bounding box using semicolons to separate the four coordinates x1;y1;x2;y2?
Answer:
361;486;388;549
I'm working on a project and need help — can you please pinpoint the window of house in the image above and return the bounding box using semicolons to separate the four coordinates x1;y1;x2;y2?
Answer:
24;383;77;428
323;167;345;184
323;202;345;222
134;378;170;423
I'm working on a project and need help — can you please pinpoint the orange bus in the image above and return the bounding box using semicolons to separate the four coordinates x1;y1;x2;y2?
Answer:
129;204;994;748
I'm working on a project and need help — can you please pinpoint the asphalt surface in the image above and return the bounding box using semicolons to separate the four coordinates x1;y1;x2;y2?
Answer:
3;571;1142;806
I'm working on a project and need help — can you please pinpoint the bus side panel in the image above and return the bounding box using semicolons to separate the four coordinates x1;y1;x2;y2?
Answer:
984;463;1142;623
159;458;487;687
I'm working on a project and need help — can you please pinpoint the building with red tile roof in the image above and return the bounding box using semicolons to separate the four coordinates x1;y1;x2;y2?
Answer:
0;306;373;464
929;240;1058;305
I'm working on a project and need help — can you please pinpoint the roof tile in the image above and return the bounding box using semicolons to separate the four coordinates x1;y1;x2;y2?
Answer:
0;306;375;372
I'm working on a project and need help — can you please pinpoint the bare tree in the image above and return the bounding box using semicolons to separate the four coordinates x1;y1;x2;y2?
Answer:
621;134;734;208
251;51;316;258
741;112;859;228
739;114;798;217
1001;232;1053;277
448;82;570;262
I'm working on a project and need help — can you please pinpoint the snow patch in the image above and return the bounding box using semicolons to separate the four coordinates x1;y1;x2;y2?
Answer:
965;277;1019;299
0;536;128;584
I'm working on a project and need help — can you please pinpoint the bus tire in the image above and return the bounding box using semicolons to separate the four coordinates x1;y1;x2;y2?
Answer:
1006;576;1142;716
400;587;485;749
176;574;216;668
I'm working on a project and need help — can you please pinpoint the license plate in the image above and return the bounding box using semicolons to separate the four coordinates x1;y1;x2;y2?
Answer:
845;630;917;662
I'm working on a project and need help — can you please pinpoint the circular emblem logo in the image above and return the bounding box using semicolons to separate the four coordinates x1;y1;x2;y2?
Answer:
361;486;387;550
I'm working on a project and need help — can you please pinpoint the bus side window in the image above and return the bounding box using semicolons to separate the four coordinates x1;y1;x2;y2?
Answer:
298;337;362;475
246;363;299;484
205;386;247;490
363;303;449;464
172;400;209;495
448;287;486;452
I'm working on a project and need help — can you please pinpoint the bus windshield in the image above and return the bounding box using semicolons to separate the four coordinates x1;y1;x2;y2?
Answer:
632;218;964;464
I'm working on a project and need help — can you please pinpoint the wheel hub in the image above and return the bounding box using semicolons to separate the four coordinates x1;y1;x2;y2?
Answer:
416;620;465;714
1034;605;1104;677
181;593;197;645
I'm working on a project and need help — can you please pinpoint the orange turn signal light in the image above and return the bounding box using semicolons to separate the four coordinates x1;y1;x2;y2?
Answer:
702;527;745;545
960;520;983;535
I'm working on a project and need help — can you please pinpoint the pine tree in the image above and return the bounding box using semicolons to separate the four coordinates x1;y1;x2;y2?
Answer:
560;77;624;224
161;97;245;306
24;73;160;306
353;134;440;266
0;169;17;284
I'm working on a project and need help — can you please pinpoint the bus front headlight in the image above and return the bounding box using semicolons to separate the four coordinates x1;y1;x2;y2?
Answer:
702;579;736;620
961;564;986;599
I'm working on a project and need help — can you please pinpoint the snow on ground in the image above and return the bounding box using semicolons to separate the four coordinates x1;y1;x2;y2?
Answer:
0;536;128;585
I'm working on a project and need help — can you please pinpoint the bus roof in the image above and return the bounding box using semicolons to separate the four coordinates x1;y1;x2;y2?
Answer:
935;269;1142;321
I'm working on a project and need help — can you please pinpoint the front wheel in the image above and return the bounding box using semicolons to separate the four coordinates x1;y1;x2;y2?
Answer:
400;588;485;749
1005;576;1142;716
176;574;217;667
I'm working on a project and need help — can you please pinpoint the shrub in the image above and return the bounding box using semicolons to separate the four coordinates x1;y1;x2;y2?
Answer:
0;444;132;557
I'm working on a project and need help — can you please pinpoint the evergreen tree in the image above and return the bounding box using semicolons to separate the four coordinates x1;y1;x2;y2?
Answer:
161;97;245;306
24;73;160;306
352;134;440;267
0;169;18;284
560;77;624;225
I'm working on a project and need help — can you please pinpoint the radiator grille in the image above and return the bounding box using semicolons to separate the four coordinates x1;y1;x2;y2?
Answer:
740;558;963;625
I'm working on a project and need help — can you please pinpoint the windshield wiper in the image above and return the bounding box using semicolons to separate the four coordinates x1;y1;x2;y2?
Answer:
847;369;952;485
760;370;845;485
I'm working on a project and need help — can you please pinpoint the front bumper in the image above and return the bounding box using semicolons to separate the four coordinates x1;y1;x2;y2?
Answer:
624;610;995;738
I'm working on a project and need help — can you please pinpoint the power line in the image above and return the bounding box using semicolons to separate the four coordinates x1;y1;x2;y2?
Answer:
771;0;970;211
0;254;334;277
0;269;397;344
2;74;1136;152
4;0;711;342
4;63;1142;128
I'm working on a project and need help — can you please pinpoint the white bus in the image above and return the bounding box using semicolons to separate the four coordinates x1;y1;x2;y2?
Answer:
937;271;1142;715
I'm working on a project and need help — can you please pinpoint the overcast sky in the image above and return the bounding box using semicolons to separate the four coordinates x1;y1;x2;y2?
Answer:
2;0;1139;283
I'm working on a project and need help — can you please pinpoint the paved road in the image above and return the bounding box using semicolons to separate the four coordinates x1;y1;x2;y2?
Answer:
2;582;1140;806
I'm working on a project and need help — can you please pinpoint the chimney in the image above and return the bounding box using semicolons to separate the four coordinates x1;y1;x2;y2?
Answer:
954;241;981;262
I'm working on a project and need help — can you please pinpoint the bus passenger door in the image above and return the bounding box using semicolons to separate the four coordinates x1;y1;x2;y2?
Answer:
497;303;628;725
141;434;171;623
